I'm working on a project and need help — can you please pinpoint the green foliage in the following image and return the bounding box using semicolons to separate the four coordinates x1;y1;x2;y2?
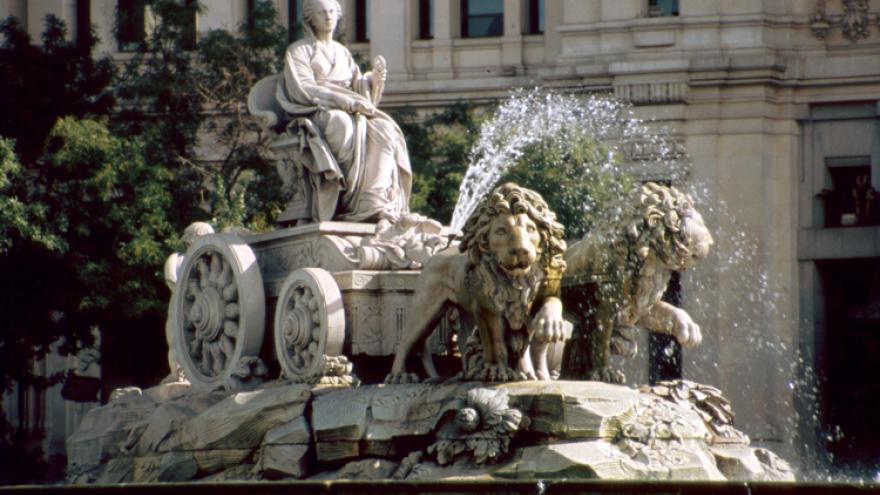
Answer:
0;138;59;253
503;136;635;239
392;102;486;224
395;100;634;238
113;0;204;226
40;118;175;314
115;0;288;231
0;120;175;484
0;15;115;164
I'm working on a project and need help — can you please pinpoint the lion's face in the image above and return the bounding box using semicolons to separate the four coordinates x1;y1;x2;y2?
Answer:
676;209;713;271
487;212;542;278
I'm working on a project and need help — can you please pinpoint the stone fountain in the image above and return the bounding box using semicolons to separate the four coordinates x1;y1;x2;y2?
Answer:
65;0;794;484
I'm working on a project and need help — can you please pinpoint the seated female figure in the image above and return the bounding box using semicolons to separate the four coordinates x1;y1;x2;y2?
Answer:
275;0;412;223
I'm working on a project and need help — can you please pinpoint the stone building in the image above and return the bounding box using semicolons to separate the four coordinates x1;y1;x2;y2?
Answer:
3;0;880;476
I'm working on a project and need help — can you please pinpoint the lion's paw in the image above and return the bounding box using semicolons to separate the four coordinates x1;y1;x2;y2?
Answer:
587;367;626;384
671;307;702;348
384;372;421;384
477;365;525;382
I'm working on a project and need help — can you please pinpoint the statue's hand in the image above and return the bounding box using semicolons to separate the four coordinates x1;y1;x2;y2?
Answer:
347;98;376;116
531;298;565;344
372;55;387;80
670;306;702;348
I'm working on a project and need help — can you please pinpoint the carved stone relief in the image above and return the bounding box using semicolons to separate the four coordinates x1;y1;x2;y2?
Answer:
811;0;879;42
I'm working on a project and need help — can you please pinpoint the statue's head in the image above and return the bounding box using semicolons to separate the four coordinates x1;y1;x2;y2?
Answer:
302;0;342;38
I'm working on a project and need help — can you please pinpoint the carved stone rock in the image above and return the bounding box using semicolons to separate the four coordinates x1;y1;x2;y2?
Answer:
173;384;310;451
67;380;793;484
257;444;310;479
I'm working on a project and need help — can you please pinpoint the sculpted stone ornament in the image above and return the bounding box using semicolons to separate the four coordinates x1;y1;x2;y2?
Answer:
386;183;567;384
641;380;747;444
359;213;447;269
172;233;266;389
427;388;526;465
162;222;215;384
810;0;878;42
248;0;412;225
562;182;713;383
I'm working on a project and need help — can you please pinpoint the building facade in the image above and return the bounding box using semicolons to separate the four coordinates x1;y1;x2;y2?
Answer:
3;0;880;475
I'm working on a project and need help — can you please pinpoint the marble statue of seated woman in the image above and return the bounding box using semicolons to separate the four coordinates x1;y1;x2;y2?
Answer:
249;0;412;225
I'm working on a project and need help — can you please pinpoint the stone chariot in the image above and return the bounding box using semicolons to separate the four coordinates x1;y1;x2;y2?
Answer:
169;76;452;388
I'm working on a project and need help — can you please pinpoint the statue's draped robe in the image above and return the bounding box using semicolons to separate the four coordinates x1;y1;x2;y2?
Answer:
276;39;412;222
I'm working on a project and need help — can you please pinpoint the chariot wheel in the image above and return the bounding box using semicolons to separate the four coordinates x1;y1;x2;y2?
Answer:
274;268;346;381
173;234;265;387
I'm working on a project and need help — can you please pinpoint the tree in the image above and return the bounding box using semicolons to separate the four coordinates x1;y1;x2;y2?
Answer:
0;119;176;483
0;15;114;165
395;100;633;238
0;15;120;484
392;102;485;224
115;0;289;231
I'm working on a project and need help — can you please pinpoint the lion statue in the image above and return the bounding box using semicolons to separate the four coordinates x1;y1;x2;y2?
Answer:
385;183;568;383
559;182;713;383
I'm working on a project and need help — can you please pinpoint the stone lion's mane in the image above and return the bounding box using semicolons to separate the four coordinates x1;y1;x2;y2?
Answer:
458;184;567;340
626;182;698;269
603;182;700;322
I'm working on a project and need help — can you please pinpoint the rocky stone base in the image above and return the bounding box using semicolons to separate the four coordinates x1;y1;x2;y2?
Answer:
66;380;794;483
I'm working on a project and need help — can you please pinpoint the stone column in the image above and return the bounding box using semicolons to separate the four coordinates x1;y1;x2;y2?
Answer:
500;0;522;71
430;0;455;78
0;0;27;22
26;0;76;41
90;0;119;57
198;0;245;33
873;104;880;190
369;0;408;80
542;0;563;64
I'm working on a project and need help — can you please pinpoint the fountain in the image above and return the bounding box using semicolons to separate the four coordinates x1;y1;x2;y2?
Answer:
63;3;799;483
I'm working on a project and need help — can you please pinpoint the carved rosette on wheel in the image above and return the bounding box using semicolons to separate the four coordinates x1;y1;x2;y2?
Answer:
174;234;266;388
274;268;354;385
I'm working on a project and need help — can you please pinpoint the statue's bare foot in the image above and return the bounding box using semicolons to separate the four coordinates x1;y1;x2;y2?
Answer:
587;367;626;384
384;372;421;384
516;363;539;381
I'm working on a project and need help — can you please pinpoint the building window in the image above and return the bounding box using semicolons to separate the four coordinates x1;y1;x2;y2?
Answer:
76;0;92;47
117;0;147;52
524;0;543;35
818;160;879;227
354;0;370;42
648;0;679;17
461;0;503;38
287;0;303;41
418;0;434;40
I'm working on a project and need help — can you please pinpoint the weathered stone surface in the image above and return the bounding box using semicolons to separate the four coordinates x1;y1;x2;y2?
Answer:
264;417;311;445
192;449;252;474
67;396;159;473
503;381;643;438
335;458;399;480
88;457;134;485
143;382;193;402
258;444;310;479
133;402;199;455
67;379;793;483
134;451;198;483
311;383;454;462
498;439;724;481
198;463;256;482
174;384;310;451
711;444;796;482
